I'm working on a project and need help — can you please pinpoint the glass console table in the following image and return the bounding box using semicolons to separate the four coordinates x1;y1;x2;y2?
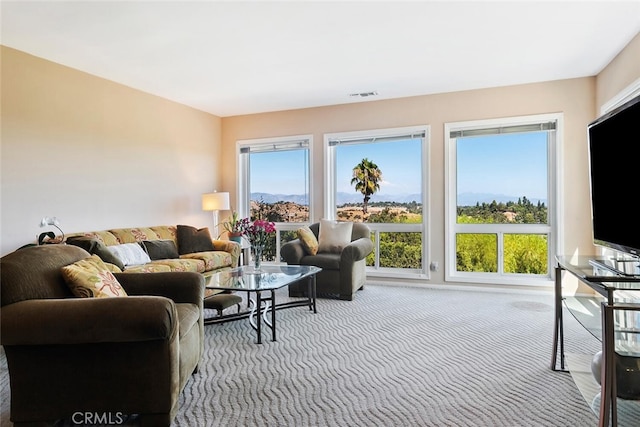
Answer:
552;256;640;427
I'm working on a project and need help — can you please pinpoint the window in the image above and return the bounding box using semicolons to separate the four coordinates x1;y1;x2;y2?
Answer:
445;115;561;285
237;135;312;262
325;126;429;277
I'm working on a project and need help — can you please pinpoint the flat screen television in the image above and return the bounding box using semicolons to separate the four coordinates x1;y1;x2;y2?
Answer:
587;93;640;275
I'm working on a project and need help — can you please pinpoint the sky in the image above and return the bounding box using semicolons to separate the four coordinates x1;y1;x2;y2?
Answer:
250;132;548;203
250;149;309;195
456;132;548;201
335;139;423;195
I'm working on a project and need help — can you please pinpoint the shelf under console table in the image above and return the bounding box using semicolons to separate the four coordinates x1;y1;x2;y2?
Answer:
552;256;640;427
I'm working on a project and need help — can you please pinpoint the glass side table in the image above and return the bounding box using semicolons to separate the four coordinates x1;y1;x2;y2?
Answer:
552;256;640;427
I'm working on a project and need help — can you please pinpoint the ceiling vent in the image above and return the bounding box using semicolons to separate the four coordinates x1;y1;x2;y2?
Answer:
349;91;379;98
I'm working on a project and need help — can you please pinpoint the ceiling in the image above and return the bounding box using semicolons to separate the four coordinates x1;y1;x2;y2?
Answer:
2;1;640;117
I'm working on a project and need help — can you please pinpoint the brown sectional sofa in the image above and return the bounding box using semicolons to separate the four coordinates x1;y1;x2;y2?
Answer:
66;225;240;274
1;244;205;426
0;225;239;424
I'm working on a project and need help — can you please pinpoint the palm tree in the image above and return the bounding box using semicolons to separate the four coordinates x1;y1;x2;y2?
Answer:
350;158;382;215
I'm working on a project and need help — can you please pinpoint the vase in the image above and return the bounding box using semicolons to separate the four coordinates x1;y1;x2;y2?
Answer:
229;232;243;245
252;244;264;272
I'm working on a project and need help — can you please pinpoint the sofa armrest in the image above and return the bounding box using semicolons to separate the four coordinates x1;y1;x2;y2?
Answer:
281;239;307;264
1;296;177;346
341;238;374;264
115;271;204;305
213;240;241;267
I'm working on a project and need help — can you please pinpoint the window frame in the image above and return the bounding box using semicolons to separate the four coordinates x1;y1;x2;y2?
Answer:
236;134;314;262
324;125;430;279
444;113;564;286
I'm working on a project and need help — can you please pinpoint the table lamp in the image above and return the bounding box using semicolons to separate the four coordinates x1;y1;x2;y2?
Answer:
39;216;64;244
202;191;230;239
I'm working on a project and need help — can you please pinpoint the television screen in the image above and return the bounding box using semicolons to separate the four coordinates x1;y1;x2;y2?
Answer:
588;94;640;260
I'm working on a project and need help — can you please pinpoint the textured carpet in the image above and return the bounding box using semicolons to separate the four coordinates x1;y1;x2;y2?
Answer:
1;284;603;426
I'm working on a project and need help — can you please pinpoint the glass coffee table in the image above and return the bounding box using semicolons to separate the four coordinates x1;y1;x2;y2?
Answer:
204;265;321;344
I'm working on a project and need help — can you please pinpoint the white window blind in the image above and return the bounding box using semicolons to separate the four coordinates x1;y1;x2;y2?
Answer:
450;122;556;139
328;131;425;146
240;140;309;153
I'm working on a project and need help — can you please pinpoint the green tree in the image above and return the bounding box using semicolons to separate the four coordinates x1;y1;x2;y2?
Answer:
350;158;382;215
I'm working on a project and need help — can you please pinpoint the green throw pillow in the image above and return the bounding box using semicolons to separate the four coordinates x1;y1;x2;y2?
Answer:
66;236;125;270
177;225;215;255
141;239;179;260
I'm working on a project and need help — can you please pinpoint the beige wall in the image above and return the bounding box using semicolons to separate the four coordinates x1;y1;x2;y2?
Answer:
1;47;223;255
596;31;640;109
221;78;597;289
221;32;639;289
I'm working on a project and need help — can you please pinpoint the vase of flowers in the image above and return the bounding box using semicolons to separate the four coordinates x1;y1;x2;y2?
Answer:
243;219;276;272
252;244;265;271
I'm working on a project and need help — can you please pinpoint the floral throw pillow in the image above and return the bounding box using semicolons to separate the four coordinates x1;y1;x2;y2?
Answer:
297;226;319;255
61;255;128;298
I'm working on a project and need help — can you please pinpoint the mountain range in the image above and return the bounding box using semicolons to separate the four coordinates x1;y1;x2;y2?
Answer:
252;192;547;206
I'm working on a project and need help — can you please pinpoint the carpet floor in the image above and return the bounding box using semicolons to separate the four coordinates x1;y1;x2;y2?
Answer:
1;284;607;426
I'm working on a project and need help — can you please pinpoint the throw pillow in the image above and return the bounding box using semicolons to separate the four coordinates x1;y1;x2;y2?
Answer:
317;219;353;254
141;239;179;260
66;236;125;270
177;225;215;255
297;226;319;255
106;243;151;267
61;255;128;298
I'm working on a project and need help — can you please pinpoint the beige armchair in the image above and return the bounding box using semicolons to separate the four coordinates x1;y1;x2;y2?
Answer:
281;222;373;301
0;245;204;426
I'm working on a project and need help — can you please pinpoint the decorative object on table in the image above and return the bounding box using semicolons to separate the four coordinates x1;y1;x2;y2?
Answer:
201;191;230;239
591;350;640;399
38;216;65;244
243;219;276;272
222;210;245;244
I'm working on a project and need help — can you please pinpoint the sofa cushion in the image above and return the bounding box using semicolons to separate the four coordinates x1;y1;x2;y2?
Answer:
318;219;353;254
297;226;319;255
108;227;162;244
175;302;201;340
68;231;120;246
66;236;125;270
141;239;179;260
120;263;172;274
107;243;152;267
301;252;342;270
177;225;215;255
61;255;128;298
180;251;232;271
149;225;177;241
150;258;204;273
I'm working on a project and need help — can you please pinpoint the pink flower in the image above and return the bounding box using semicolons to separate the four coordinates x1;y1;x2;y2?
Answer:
243;219;276;247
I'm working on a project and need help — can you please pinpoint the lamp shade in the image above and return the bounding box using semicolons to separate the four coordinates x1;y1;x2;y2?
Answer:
202;192;230;211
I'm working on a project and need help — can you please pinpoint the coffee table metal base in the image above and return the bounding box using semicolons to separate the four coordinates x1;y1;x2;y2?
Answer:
204;272;317;344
